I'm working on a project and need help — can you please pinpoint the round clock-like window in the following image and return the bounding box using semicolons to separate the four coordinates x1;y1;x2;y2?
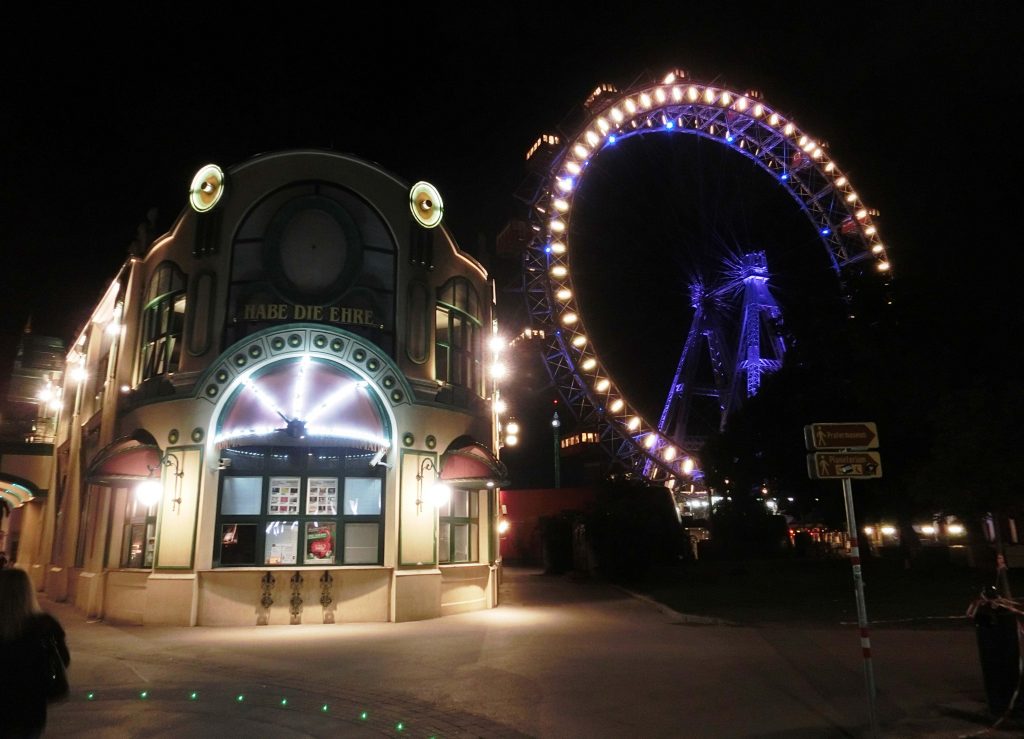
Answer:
264;195;363;304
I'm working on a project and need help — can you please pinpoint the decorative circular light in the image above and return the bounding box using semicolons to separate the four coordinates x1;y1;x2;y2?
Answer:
409;181;444;228
189;164;225;213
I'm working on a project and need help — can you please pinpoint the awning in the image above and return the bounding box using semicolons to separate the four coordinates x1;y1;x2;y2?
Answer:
0;474;40;509
86;431;162;485
439;436;509;489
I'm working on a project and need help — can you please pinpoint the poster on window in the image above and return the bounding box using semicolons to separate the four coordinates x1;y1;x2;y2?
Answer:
267;542;297;564
265;521;298;564
306;477;338;515
268;476;301;514
305;522;336;564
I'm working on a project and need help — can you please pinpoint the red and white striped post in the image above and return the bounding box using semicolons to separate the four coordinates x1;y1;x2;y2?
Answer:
843;475;880;737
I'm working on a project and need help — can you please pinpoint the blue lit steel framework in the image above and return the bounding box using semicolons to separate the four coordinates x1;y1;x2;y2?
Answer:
729;252;786;406
649;251;786;478
520;69;893;483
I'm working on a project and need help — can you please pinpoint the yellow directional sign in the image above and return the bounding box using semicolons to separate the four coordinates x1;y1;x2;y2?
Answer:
807;451;883;480
804;422;879;450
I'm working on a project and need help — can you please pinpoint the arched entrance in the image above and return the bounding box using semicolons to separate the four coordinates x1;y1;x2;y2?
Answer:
208;354;393;567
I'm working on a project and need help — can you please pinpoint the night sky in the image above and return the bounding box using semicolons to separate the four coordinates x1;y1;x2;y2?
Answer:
2;5;1020;461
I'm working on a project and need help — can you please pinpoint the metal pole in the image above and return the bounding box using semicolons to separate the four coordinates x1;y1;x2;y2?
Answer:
842;475;880;738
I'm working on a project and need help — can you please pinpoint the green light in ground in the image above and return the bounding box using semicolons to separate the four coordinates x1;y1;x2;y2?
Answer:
396;722;404;731
360;711;368;720
236;694;245;703
139;691;149;700
86;692;95;700
280;698;289;706
321;704;329;713
190;692;198;701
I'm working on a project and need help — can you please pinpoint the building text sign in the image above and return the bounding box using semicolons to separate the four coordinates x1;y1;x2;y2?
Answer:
238;303;379;327
803;422;879;451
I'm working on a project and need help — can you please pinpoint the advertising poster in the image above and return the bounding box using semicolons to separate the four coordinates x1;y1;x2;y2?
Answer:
307;477;339;515
268;476;301;514
267;541;297;565
305;523;336;564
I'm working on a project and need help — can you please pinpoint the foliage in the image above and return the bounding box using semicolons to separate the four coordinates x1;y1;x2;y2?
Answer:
700;294;934;525
909;379;1023;521
699;277;1023;533
585;478;688;582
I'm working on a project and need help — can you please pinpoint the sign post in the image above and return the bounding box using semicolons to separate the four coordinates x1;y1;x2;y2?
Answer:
805;422;881;738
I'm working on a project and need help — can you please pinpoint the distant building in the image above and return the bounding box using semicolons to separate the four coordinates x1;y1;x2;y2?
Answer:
0;325;62;564
559;430;608;486
19;150;508;626
2;325;65;443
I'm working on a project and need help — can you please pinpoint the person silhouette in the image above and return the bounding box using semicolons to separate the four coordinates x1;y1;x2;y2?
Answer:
0;568;71;738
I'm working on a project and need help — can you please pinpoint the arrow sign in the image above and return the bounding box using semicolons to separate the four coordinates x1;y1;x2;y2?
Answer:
807;451;883;479
804;422;879;450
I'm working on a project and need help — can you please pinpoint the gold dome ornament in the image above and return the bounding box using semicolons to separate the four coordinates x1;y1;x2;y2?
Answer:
189;164;225;212
409;181;444;228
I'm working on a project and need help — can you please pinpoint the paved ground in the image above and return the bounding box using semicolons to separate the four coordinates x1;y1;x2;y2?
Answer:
38;567;1024;738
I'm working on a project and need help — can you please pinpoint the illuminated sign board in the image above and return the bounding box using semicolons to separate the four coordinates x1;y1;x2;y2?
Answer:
238;303;379;327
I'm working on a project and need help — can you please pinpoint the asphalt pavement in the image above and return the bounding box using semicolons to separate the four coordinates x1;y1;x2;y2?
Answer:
37;567;1024;738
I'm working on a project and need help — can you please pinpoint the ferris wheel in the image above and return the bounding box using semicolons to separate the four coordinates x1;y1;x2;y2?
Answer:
522;69;893;483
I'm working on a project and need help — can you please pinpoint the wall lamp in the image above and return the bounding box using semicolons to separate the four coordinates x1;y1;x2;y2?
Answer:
137;452;185;512
415;457;451;514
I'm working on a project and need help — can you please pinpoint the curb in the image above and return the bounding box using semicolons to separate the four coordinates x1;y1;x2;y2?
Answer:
617;586;739;626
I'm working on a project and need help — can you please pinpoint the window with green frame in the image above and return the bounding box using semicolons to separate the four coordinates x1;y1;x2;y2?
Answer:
214;446;385;567
438;488;479;563
139;262;186;382
435;277;482;396
121;496;157;568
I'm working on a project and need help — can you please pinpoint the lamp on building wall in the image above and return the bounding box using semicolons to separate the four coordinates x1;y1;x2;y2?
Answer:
35;379;64;443
137;452;184;513
503;418;520;449
415;457;450;514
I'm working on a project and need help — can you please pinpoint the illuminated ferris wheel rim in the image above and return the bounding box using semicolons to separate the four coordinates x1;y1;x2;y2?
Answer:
531;69;893;481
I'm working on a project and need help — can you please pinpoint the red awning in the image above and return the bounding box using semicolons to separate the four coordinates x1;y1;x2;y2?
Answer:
86;432;162;485
439;436;509;489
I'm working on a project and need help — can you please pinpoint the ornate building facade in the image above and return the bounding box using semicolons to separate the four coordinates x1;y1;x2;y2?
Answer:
16;150;507;625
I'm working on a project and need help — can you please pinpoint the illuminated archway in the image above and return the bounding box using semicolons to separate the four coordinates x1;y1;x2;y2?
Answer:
199;325;415;465
214;356;390;451
0;474;40;509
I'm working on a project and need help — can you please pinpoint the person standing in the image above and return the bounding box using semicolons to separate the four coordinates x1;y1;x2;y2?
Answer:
0;568;70;738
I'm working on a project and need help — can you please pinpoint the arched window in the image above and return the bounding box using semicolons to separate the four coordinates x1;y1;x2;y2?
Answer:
212;359;390;567
139;262;186;381
435;277;481;396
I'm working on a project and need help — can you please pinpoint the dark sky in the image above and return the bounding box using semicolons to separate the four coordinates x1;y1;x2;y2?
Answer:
2;4;1020;425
